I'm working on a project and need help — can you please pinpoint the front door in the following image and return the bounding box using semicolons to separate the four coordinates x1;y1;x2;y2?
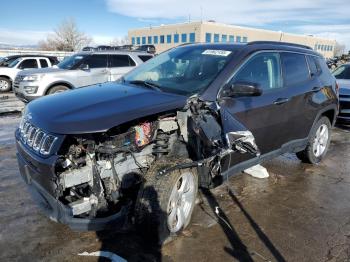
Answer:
218;51;293;168
76;54;109;87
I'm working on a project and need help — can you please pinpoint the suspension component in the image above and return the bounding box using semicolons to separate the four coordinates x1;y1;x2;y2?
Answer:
152;130;170;158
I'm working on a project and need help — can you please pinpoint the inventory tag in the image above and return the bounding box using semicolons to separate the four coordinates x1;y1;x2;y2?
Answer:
202;50;231;56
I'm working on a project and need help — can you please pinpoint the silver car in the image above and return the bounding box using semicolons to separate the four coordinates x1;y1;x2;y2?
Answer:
14;51;153;102
333;63;350;124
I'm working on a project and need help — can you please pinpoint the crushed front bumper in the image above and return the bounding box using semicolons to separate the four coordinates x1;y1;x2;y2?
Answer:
16;136;129;231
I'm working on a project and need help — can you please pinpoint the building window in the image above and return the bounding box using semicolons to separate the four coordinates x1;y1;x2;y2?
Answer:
205;33;211;43
236;36;241;42
154;36;158;44
189;33;195;43
221;35;227;42
148;36;152;44
330;46;333;51
131;37;135;45
181;33;187;43
242;37;248;43
167;34;171;43
229;35;234;42
142;37;146;45
174;34;179;43
136;37;141;45
214;34;219;43
160;35;165;44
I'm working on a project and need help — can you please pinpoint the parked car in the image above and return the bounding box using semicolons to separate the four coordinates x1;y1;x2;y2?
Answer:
0;56;56;92
0;54;58;67
14;50;154;102
135;44;156;54
333;63;350;124
16;41;338;244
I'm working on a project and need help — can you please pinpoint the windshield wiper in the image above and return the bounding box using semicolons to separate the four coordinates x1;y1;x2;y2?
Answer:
128;80;162;92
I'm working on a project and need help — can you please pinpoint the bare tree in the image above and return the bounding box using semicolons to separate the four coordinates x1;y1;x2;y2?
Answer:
110;36;129;46
39;18;92;51
334;43;346;56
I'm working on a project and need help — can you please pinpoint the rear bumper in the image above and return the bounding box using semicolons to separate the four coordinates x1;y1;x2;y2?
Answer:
16;136;129;231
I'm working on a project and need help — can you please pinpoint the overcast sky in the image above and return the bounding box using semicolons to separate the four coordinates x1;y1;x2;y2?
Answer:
0;0;349;50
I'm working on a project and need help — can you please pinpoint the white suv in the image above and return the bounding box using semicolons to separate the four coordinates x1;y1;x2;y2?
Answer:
0;57;54;92
14;51;153;102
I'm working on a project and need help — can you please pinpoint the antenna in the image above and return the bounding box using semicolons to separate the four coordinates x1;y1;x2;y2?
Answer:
188;14;191;23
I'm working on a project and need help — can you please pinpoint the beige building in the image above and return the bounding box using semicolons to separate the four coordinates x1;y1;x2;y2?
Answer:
128;21;337;58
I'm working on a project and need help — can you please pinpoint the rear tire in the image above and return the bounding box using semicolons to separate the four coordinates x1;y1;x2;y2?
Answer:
296;116;331;164
47;85;69;95
135;158;198;245
0;77;12;92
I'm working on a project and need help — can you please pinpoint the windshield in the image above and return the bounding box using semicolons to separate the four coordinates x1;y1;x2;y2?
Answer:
57;54;87;69
333;65;350;80
124;46;234;96
8;58;21;68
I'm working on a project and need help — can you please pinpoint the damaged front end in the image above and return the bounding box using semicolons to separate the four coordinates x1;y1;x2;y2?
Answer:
17;97;259;230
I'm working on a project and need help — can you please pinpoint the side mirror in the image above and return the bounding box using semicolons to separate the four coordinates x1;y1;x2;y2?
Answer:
220;81;262;98
79;63;89;70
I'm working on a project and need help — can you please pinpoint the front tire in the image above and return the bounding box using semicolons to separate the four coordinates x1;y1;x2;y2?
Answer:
0;77;12;92
296;116;331;164
47;85;69;95
135;158;198;244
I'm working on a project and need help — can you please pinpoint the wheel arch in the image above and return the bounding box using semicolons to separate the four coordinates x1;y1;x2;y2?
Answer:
305;105;337;140
45;81;74;95
0;75;13;82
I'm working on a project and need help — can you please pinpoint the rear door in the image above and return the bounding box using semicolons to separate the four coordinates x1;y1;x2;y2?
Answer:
75;54;109;87
279;52;319;141
219;51;293;168
108;54;136;81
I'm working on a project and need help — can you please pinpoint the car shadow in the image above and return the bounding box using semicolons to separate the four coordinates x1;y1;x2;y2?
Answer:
94;186;164;262
201;187;286;262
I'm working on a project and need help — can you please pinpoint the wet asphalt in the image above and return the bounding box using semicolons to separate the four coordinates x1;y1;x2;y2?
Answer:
1;106;350;261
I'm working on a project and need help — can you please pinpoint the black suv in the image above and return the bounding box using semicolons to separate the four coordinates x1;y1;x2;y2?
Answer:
16;41;338;243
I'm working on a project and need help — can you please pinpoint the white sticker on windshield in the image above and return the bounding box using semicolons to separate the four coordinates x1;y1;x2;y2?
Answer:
202;50;232;56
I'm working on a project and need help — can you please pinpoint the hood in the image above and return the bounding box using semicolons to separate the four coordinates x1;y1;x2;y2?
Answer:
337;79;350;95
18;67;66;76
27;82;187;134
0;67;17;74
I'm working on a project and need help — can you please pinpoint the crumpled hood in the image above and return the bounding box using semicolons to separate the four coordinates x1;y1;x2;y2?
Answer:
27;82;187;134
18;67;66;76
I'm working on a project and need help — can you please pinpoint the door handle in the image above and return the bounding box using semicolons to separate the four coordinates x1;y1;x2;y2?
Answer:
312;86;321;92
274;98;289;105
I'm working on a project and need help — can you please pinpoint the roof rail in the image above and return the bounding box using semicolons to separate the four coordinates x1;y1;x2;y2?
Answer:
247;41;312;50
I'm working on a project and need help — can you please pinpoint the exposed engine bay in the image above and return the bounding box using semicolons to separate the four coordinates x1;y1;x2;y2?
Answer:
54;97;259;218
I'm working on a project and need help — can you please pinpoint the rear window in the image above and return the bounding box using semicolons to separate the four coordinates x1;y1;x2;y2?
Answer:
138;55;153;62
281;53;309;86
109;55;136;67
307;55;321;76
40;59;49;68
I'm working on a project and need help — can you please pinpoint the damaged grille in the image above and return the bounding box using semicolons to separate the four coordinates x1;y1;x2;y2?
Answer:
19;118;57;155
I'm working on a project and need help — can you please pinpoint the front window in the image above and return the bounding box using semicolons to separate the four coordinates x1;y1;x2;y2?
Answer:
57;54;87;69
231;52;282;90
123;46;234;96
8;58;21;68
333;65;350;80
